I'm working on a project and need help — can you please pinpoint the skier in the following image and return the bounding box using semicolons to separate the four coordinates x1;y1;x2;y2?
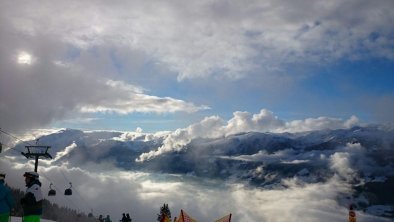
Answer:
21;172;43;222
121;213;127;222
105;215;112;222
0;172;15;222
126;213;132;222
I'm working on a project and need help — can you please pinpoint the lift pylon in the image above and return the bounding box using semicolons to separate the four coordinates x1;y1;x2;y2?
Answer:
21;145;53;172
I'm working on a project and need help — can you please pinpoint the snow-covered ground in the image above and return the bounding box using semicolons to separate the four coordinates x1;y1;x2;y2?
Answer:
11;217;55;222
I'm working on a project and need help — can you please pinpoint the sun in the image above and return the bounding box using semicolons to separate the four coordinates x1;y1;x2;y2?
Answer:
17;51;33;65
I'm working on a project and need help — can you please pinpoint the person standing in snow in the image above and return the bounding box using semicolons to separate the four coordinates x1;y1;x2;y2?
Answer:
126;213;131;222
121;213;127;222
0;172;15;222
98;215;104;222
20;172;43;222
105;215;112;222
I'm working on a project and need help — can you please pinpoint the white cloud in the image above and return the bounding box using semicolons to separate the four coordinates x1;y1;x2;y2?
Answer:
284;115;359;133
78;80;209;114
137;109;359;161
113;128;167;143
328;142;383;182
330;152;355;180
225;109;285;135
53;142;77;161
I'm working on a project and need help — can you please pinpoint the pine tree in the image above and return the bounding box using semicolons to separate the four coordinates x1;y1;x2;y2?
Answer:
157;203;171;222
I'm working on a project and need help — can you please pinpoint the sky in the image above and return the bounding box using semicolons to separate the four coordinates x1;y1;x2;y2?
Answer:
0;0;394;134
1;1;394;221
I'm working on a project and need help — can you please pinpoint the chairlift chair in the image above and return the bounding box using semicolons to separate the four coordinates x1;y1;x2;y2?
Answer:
65;182;72;196
48;183;56;196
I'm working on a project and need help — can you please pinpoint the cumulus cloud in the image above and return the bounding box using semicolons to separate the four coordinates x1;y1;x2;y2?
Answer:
52;142;77;161
284;115;359;133
137;109;359;161
330;152;355;181
327;141;393;183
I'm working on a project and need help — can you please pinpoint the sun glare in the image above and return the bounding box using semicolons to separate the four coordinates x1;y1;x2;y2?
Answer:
17;51;32;65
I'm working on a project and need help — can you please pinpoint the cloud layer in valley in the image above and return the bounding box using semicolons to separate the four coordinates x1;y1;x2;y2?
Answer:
1;152;391;222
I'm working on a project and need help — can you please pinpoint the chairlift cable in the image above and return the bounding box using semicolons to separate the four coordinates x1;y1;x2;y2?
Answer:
38;170;63;196
60;168;93;213
0;128;39;157
0;141;24;156
38;170;59;190
60;169;70;184
0;129;27;154
39;170;82;212
71;179;94;212
0;128;35;146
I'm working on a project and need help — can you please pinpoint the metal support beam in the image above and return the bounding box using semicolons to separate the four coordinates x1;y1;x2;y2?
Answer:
22;145;52;172
35;155;39;172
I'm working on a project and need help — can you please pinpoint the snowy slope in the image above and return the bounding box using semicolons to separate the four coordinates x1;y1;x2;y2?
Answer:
11;217;55;222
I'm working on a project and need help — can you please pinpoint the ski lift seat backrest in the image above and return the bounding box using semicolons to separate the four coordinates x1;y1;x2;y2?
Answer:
65;188;72;195
48;183;56;196
65;182;72;196
48;189;56;196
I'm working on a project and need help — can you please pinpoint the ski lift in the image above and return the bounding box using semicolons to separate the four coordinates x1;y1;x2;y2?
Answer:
48;183;56;196
21;145;52;172
65;182;72;196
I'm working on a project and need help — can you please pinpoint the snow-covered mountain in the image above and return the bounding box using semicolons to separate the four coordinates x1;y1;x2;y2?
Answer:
5;125;394;219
